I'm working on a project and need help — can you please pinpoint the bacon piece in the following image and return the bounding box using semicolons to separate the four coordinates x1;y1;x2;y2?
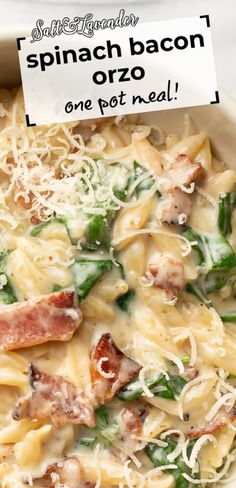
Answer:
186;407;236;438
181;366;198;382
170;365;198;382
90;333;141;404
119;408;142;438
30;214;42;225
148;255;185;300
167;154;204;188
75;118;109;143
157;155;204;225
0;291;81;351
13;180;34;209
156;188;192;225
117;408;143;456
12;364;95;428
40;457;91;488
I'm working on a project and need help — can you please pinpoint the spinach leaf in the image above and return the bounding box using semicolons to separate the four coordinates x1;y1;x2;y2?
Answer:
82;215;110;252
133;161;161;197
184;227;236;305
220;311;236;323
82;183;129;253
186;267;236;305
30;221;51;237
0;251;17;304
77;436;96;448
30;217;66;237
182;228;205;266
218;191;236;237
146;438;201;488
0;250;11;273
185;282;211;307
117;373;187;401
133;161;153;195
0;281;17;304
95;405;109;428
116;289;135;312
51;284;63;292
183;227;236;271
84;406;118;448
71;259;113;299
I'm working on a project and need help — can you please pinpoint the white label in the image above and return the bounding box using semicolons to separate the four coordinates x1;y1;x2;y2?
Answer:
17;14;218;126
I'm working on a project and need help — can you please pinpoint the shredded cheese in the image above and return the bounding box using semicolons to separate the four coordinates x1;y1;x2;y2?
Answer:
96;357;115;379
145;465;177;477
183;452;236;484
172;329;197;367
123;461;134;488
139;271;155;288
178;373;216;420
127;170;155;197
94;444;102;488
139;366;155;398
160;430;185;462
132;435;167;448
179;182;195;194
187;434;216;469
205;393;235;422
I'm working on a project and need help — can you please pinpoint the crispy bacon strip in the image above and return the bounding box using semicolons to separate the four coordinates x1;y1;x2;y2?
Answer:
40;457;91;488
12;364;95;428
0;291;81;351
167;154;204;188
186;407;236;438
148;255;185;300
90;333;141;404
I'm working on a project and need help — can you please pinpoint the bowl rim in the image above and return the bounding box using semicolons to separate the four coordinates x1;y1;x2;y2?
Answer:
0;25;33;41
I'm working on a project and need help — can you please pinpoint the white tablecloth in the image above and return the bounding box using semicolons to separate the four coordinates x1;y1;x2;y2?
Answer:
0;0;235;99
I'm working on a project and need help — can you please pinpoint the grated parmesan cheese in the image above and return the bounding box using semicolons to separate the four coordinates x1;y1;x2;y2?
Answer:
186;434;216;469
160;430;185;462
139;271;155;288
139;366;155;398
94;444;102;488
205;393;235;422
183;451;236;484
178;373;216;420
132;435;167;448
96;357;115;379
145;464;178;478
123;461;134;488
179;182;195;194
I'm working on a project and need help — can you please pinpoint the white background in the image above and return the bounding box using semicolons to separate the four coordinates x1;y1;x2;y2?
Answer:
0;0;235;99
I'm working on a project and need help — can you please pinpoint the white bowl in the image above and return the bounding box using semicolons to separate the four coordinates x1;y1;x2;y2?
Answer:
0;29;236;488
